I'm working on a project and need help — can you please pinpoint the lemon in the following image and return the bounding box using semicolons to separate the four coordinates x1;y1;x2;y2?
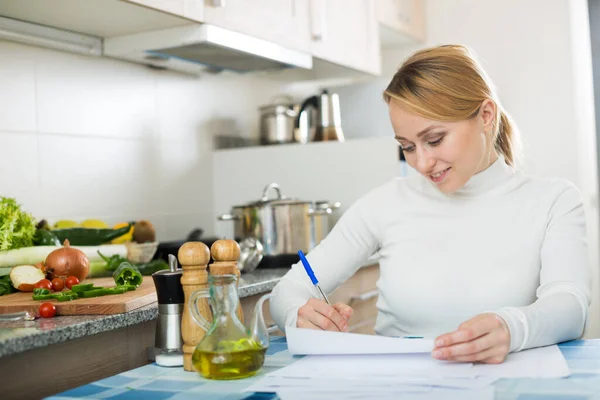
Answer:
111;222;134;244
53;220;79;229
80;219;109;229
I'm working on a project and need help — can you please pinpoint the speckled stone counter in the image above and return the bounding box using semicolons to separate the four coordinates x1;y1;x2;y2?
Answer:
0;267;291;359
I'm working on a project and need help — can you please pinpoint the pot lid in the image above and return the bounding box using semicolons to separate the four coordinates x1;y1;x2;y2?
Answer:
236;183;311;207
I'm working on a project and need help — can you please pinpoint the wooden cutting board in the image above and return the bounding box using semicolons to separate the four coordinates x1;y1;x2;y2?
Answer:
0;277;157;315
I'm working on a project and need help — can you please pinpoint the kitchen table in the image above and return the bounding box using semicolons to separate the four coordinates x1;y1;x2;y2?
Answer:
47;337;600;400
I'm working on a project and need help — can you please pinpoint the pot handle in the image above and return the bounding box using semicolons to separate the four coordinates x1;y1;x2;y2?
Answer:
218;213;239;221
261;183;284;201
329;201;342;210
307;208;332;216
316;200;341;210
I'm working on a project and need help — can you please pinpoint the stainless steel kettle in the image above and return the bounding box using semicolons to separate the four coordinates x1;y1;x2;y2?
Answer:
295;89;345;142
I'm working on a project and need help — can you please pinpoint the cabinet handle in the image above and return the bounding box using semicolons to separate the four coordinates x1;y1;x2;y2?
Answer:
210;0;226;7
350;289;379;302
310;0;327;41
267;324;280;334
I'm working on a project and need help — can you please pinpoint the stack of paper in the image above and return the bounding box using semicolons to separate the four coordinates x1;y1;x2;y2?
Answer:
244;328;571;399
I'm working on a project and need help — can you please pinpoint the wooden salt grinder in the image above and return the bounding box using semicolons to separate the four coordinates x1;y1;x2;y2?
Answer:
178;241;211;372
210;239;244;323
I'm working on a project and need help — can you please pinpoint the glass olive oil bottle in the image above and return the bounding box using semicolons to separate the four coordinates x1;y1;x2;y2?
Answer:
188;274;271;380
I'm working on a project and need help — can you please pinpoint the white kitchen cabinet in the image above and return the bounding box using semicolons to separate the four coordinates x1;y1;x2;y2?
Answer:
129;0;311;53
201;0;311;53
0;0;191;37
308;0;381;75
377;0;426;45
125;0;205;22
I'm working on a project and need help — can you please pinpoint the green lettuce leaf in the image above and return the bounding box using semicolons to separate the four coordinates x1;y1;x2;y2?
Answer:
0;197;36;251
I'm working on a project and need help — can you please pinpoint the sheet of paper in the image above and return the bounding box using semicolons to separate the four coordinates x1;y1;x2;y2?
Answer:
286;327;434;355
268;353;476;379
245;378;432;393
245;375;497;393
470;344;570;378
276;386;495;400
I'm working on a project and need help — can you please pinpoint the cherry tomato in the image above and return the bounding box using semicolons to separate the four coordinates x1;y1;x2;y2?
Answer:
39;302;56;318
51;278;64;292
65;276;80;290
34;279;53;291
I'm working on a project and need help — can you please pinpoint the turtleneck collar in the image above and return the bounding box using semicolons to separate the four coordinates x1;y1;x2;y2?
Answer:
421;154;518;199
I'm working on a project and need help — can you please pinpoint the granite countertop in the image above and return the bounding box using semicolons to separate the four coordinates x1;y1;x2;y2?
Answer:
0;267;291;359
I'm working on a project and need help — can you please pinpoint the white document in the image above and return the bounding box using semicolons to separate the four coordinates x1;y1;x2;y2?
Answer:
268;353;476;379
470;344;570;378
245;375;497;393
286;327;434;355
276;387;495;400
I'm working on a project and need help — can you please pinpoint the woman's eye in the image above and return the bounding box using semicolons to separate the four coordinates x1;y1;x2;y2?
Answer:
402;145;416;153
427;137;444;147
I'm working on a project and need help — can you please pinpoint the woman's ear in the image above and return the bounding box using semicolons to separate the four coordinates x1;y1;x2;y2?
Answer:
479;99;497;133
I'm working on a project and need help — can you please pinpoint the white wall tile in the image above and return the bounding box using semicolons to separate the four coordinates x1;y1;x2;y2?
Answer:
38;134;161;219
156;138;212;217
35;50;156;138
0;41;36;132
0;131;41;216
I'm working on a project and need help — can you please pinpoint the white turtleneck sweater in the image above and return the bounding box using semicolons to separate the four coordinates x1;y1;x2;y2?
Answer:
270;156;591;352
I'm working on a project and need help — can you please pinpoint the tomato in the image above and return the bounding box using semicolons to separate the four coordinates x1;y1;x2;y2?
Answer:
51;278;64;291
39;302;56;318
65;276;80;290
34;279;53;291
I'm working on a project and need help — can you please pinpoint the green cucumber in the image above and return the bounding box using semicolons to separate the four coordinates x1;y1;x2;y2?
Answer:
52;223;134;246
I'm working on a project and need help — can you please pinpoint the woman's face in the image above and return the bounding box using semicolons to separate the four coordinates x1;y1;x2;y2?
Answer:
389;100;497;194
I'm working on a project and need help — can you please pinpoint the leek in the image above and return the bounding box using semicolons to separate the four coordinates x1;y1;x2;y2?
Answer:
0;244;127;268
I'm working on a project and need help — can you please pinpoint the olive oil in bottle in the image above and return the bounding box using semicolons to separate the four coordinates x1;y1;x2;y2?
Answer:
192;338;267;380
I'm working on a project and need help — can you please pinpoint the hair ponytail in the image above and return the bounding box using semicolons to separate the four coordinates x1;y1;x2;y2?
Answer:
495;110;518;166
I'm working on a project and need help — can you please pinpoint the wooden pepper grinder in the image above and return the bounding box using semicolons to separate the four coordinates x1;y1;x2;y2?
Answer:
210;239;244;323
178;241;211;372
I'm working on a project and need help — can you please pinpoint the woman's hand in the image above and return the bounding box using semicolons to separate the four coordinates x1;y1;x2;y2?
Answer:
297;298;353;331
432;313;511;364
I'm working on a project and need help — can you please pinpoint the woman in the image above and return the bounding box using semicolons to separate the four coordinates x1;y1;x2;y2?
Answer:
269;44;591;364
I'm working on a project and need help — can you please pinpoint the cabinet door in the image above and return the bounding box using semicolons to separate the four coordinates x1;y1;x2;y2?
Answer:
125;0;204;22
202;0;311;53
309;0;381;75
377;0;426;43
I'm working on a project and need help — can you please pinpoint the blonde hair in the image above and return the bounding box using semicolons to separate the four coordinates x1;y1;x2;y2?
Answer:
383;45;519;166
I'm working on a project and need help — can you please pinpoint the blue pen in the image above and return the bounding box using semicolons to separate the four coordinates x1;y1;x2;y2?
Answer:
298;250;330;305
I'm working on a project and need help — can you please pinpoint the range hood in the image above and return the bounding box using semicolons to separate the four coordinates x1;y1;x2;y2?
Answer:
104;24;313;75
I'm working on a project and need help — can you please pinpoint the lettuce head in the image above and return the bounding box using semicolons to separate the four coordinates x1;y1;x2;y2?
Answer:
0;197;36;251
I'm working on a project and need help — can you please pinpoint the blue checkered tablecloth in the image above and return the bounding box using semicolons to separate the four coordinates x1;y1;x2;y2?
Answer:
47;337;600;400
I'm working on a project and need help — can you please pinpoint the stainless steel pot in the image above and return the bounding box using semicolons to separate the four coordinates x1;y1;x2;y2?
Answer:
259;96;312;145
218;183;340;256
259;102;297;144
